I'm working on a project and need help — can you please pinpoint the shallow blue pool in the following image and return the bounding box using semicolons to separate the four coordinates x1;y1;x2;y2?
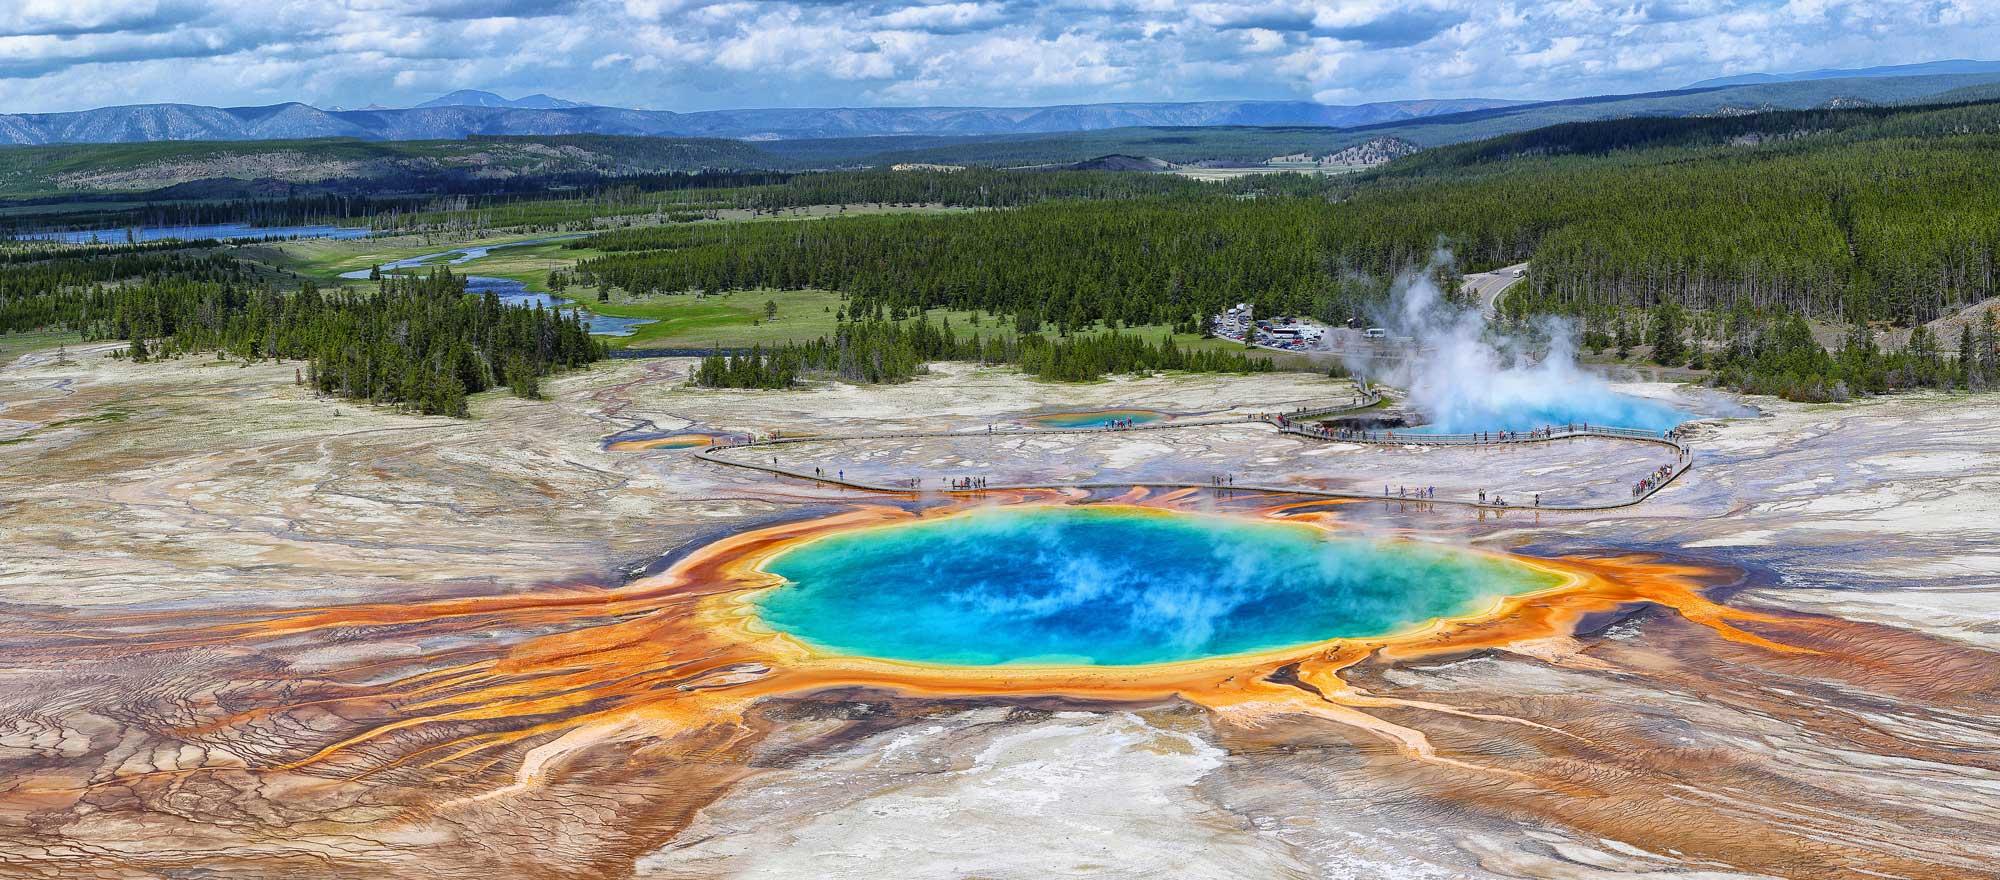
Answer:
1409;392;1691;435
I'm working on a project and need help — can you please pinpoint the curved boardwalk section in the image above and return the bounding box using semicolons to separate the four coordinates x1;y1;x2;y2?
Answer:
697;395;1693;511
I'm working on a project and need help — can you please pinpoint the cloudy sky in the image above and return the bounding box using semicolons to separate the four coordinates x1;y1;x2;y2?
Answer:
1;0;1996;113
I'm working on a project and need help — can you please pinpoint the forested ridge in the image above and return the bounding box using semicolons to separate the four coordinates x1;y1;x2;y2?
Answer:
0;165;1274;238
1381;99;2000;175
362;167;1299;234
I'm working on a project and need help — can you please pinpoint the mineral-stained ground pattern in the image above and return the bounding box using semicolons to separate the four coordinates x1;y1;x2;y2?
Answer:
2;348;1998;879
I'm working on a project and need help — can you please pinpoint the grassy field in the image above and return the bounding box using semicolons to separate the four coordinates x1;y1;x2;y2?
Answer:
561;288;857;349
475;244;1308;356
247;216;1325;367
0;330;83;368
445;239;1330;361
247;230;583;281
255;204;966;284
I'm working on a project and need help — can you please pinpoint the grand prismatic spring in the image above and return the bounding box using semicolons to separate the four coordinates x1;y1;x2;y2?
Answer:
12;12;2000;876
4;330;1999;880
754;506;1565;666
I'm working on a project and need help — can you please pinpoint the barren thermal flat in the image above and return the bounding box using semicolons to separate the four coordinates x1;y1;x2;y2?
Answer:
712;426;1667;507
2;348;1998;880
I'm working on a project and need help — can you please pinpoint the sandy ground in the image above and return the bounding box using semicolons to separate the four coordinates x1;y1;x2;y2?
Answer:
2;346;1998;879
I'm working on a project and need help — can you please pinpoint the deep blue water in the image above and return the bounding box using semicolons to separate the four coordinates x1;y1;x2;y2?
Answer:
755;506;1563;666
16;224;372;245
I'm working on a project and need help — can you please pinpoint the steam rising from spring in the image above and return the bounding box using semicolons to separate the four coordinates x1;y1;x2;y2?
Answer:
1363;251;1688;435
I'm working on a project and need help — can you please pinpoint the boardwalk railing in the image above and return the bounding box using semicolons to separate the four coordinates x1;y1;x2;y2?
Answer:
1272;389;1385;421
691;389;1695;512
1276;424;1683;448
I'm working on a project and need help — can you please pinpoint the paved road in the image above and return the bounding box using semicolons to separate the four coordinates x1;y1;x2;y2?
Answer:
1463;262;1529;318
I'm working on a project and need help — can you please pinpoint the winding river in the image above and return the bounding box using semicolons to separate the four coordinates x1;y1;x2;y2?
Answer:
338;235;652;337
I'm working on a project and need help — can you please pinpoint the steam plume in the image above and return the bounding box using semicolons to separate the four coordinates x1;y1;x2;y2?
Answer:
1365;251;1686;435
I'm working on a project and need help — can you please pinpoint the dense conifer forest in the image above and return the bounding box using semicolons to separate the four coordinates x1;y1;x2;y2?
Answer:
0;252;602;415
574;126;2000;331
693;318;1272;388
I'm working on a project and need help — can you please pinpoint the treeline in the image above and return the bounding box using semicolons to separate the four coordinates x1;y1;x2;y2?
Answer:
705;168;1227;212
0;238;237;266
574;128;2000;331
576;199;1420;333
693;318;1271;389
4;258;603;415
1625;301;2000;401
365;167;1279;234
1015;330;1274;381
0;170;797;238
0;194;405;238
277;272;604;415
1502;136;2000;329
0;250;244;323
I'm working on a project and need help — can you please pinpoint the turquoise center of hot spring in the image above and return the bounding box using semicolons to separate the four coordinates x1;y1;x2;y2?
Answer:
754;507;1566;666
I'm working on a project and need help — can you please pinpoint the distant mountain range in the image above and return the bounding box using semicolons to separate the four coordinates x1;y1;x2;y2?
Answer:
13;64;2000;148
0;95;1524;146
6;65;2000;164
13;72;2000;199
1688;59;2000;89
413;90;593;110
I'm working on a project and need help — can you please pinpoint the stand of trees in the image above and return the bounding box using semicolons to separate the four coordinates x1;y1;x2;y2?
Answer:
1602;296;2000;401
692;318;1271;389
575;199;1423;334
3;255;603;416
1;249;246;330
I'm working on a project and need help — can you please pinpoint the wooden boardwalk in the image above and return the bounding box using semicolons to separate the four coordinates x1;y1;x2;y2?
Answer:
692;392;1694;512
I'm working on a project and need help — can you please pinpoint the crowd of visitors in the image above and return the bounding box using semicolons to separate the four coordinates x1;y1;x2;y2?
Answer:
1632;462;1679;498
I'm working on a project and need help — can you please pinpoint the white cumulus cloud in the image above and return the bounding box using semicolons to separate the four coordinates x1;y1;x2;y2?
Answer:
0;0;1994;113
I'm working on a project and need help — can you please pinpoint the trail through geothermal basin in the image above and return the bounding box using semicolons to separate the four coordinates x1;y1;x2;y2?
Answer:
751;505;1566;666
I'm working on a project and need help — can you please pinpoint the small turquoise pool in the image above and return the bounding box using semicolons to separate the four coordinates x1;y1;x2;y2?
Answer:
754;506;1565;666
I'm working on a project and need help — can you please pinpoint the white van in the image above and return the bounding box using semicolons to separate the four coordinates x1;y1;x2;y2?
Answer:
1362;328;1388;339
